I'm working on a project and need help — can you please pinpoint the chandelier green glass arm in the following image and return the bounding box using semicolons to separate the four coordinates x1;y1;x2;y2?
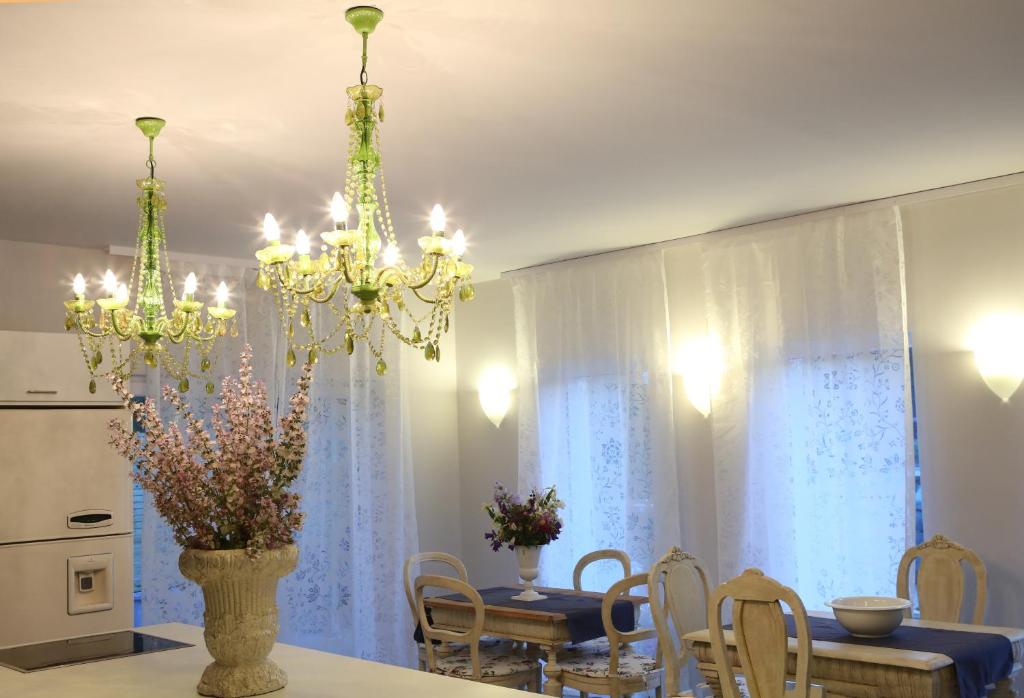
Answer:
62;117;237;393
254;5;475;374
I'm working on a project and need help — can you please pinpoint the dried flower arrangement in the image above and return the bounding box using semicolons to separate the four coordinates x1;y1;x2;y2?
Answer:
109;345;312;558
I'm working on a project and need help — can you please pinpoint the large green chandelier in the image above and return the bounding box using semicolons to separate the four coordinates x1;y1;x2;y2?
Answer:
63;117;237;393
255;5;474;376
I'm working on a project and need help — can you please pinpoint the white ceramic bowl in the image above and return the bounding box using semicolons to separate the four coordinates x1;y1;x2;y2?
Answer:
826;596;912;638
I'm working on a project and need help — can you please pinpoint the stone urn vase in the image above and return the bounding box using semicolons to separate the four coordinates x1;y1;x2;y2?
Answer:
511;545;547;601
179;545;298;698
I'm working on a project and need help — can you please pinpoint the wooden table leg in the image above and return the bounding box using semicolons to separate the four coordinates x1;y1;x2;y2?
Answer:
543;644;563;697
992;678;1019;698
696;663;723;698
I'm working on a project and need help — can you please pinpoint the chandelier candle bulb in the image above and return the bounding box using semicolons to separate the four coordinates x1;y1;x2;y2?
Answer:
295;230;311;256
263;212;281;243
72;273;86;299
101;269;118;297
183;272;198;299
208;282;236;321
330;192;349;228
429;203;446;234
451;229;467;258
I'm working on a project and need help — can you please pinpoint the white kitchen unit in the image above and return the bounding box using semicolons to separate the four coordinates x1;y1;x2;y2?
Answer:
0;331;132;648
0;331;119;404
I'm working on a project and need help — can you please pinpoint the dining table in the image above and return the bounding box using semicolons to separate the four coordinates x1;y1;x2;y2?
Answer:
684;611;1024;698
424;584;647;697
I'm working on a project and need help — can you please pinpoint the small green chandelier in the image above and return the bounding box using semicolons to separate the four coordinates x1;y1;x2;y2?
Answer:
255;5;475;376
63;117;237;393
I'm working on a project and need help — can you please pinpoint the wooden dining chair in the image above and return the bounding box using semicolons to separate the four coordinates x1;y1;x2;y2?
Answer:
709;568;825;698
573;549;633;592
415;575;541;691
560;549;635;659
897;534;987;624
649;547;713;697
558;573;664;698
403;552;501;670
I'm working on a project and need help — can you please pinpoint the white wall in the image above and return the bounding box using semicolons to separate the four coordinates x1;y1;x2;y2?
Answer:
0;238;463;559
452;180;1024;625
903;183;1024;626
452;280;519;587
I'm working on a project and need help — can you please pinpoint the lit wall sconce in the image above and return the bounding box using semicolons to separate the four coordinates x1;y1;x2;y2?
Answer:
970;314;1024;403
673;334;725;418
478;365;516;428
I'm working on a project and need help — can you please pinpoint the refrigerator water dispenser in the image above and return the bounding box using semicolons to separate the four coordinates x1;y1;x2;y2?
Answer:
67;553;114;615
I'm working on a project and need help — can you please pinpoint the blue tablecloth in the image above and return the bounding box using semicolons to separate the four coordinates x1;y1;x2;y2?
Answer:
787;615;1014;698
415;586;635;645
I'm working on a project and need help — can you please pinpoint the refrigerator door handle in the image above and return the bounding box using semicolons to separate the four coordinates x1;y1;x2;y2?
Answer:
67;511;113;529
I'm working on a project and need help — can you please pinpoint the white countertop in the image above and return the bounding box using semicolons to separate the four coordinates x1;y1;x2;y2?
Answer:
0;623;527;698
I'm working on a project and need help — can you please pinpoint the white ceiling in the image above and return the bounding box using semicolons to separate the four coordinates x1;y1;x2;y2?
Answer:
3;1;1024;279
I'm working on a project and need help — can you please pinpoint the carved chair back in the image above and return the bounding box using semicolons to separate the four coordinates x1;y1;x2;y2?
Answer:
573;548;632;591
897;534;987;624
709;568;817;698
415;575;486;678
602;574;659;679
649;547;713;696
403;552;469;628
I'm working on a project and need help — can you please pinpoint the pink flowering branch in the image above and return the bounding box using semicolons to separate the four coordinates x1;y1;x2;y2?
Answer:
108;345;313;558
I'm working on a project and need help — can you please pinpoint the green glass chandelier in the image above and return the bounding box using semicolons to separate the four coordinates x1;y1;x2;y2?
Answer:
255;5;475;376
63;117;237;393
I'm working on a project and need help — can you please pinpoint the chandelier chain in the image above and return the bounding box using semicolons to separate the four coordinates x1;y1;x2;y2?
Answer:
360;32;369;85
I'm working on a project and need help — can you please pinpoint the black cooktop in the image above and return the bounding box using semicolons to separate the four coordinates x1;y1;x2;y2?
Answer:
0;631;191;673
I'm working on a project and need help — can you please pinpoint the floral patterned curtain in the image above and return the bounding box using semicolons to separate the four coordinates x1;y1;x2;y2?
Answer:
139;267;417;666
701;206;913;610
510;250;681;593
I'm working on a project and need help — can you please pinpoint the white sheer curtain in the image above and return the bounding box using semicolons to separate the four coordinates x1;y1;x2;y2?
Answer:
701;206;913;609
511;250;680;591
140;268;417;666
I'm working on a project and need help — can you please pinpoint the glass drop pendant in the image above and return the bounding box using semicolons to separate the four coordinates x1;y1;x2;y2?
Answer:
308;346;319;365
424;343;435;361
412;327;422;344
434;343;441;362
345;332;354;355
286;347;296;367
205;381;215;395
376;358;387;376
460;284;475;302
178;377;189;393
88;378;97;394
300;307;311;328
200;357;211;372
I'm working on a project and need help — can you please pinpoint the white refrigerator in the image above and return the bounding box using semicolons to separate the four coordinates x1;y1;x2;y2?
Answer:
0;331;133;648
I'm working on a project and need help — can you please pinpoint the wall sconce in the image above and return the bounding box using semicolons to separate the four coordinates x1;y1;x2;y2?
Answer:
970;314;1024;403
673;334;725;418
478;365;516;428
